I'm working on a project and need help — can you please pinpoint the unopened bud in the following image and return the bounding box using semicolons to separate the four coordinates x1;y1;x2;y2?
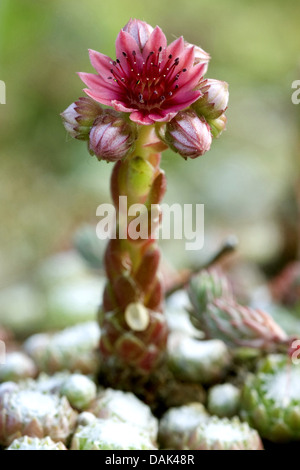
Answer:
208;113;227;138
61;97;102;140
194;79;229;120
163;110;212;159
89;110;137;162
123;18;154;52
184;42;210;74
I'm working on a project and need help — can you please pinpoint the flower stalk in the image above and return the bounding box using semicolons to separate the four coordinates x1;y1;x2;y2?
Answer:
99;125;169;374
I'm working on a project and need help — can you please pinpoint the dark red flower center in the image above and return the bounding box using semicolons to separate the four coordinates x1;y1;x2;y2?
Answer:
107;48;187;110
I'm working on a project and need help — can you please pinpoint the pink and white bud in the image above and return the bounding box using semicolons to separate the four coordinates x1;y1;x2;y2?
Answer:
164;110;212;159
194;79;229;120
61;97;102;140
89;110;137;162
184;42;210;74
123;18;154;52
208;113;227;138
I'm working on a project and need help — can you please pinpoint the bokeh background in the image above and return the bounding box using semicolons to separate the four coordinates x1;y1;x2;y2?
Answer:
0;0;299;289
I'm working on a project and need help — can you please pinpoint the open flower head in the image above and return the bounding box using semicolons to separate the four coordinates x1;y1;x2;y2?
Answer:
78;19;208;125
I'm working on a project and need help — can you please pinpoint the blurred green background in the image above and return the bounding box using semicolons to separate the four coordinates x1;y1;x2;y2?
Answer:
1;0;299;287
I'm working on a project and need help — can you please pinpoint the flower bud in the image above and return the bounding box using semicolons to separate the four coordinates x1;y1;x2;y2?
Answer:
163;110;212;159
89;110;137;162
61;97;102;140
193;79;229;120
208;113;227;138
184;42;210;74
123;18;154;51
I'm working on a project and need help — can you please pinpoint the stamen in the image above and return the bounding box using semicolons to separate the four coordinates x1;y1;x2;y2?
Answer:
122;52;127;57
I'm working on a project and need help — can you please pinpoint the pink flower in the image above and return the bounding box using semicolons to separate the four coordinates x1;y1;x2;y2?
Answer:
78;19;206;125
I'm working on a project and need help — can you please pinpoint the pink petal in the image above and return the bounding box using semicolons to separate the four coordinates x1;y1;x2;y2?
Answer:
123;19;154;51
165;37;185;60
111;100;137;113
83;88;113;106
142;26;167;59
179;45;196;71
129;111;155;125
115;30;143;73
148;110;177;122
177;63;205;91
88;50;113;76
163;90;202;113
78;72;120;96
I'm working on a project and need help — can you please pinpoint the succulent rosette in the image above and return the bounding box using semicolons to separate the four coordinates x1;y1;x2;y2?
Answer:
60;374;97;411
24;322;100;374
240;354;300;442
207;383;241;418
0;388;77;446
188;269;290;352
167;332;230;384
187;416;263;450
6;436;67;450
159;403;209;449
188;268;234;318
0;352;37;383
71;418;156;450
87;388;158;442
